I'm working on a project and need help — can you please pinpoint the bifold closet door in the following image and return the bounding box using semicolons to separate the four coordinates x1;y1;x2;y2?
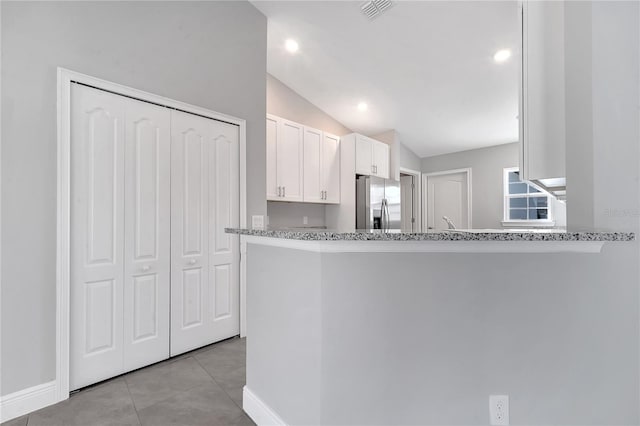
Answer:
122;95;171;372
170;110;240;356
70;84;170;390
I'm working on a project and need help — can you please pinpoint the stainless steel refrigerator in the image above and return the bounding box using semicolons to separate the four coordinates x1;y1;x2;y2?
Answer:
356;175;401;230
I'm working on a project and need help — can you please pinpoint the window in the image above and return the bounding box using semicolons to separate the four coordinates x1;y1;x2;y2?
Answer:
503;167;553;224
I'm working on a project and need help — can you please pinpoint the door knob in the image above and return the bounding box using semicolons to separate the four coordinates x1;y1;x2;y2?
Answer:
142;265;150;272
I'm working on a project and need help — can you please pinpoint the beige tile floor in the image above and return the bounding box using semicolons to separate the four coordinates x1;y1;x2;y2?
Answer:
2;337;254;426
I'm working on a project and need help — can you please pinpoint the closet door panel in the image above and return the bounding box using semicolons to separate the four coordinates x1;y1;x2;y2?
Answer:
209;120;240;337
170;110;211;356
123;100;171;371
70;84;126;391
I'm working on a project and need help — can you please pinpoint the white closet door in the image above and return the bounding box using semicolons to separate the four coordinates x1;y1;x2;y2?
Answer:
170;110;240;355
170;110;210;355
70;84;126;390
123;100;171;371
208;120;240;343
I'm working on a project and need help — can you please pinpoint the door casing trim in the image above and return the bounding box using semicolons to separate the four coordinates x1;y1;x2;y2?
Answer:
422;168;472;231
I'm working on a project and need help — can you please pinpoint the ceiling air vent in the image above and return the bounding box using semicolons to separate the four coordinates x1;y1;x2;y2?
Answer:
361;0;394;20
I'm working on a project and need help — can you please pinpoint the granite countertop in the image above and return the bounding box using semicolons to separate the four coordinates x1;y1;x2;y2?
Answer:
225;228;635;242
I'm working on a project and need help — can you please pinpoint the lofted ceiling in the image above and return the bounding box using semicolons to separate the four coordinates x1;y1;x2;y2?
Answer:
252;1;520;158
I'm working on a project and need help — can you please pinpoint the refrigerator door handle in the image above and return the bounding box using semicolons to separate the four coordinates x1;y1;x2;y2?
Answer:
381;199;389;230
385;201;390;230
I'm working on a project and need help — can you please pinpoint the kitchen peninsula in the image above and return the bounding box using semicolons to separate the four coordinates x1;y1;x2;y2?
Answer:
228;228;635;425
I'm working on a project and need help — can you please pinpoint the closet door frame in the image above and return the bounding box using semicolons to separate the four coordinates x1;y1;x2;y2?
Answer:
56;68;247;404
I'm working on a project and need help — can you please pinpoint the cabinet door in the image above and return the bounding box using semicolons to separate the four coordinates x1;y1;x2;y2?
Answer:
322;132;340;204
373;141;390;179
355;135;373;175
123;95;171;372
266;115;279;200
278;119;304;201
70;84;126;390
303;126;323;203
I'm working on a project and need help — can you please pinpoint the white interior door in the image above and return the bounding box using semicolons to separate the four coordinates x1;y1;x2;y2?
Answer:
303;126;322;203
122;99;171;372
425;171;470;231
70;84;126;390
208;119;240;343
322;132;340;204
170;110;240;356
71;83;241;389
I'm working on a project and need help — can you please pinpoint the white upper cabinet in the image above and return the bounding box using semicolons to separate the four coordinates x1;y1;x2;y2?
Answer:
355;134;390;179
278;119;304;201
267;115;340;204
266;115;304;202
303;126;323;203
322;132;340;204
266;115;279;200
355;135;373;175
373;140;390;179
520;1;566;182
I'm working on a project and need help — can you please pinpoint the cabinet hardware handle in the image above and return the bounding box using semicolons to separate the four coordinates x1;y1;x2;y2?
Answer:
371;165;375;174
283;186;286;197
189;259;196;265
142;265;150;272
325;191;327;200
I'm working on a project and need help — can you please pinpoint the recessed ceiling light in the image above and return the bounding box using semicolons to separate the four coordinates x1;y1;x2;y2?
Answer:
357;102;368;112
494;49;511;63
285;39;299;53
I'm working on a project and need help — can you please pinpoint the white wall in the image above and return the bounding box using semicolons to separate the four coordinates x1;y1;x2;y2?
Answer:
422;143;520;229
399;143;422;172
267;73;351;136
0;1;267;396
248;242;639;425
266;73;351;228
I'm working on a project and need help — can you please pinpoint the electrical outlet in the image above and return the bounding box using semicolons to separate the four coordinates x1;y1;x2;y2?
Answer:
489;395;509;426
251;215;265;230
303;216;309;225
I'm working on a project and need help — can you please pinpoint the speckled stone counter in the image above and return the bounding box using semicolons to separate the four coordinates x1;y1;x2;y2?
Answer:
225;228;634;242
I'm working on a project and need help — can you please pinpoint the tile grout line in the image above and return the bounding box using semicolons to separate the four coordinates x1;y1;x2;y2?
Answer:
191;351;244;410
125;356;217;416
123;376;143;426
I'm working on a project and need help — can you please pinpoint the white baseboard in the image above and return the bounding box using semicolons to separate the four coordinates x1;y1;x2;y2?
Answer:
243;386;287;426
0;381;58;423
